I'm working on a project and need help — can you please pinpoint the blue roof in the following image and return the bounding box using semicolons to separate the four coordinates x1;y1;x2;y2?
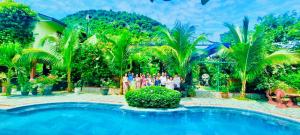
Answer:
203;42;230;55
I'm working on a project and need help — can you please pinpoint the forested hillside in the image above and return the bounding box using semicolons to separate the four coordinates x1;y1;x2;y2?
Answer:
61;10;166;45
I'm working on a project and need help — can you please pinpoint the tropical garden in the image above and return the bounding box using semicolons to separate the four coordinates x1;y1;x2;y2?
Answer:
0;0;300;107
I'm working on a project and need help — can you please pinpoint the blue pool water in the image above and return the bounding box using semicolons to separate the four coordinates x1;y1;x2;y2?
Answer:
0;103;299;135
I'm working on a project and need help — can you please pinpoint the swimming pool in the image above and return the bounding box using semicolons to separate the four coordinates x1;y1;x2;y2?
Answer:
0;103;299;135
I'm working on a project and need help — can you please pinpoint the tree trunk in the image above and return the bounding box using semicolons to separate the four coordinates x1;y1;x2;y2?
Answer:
2;86;6;94
119;76;123;95
240;80;247;98
30;62;37;80
67;70;72;92
3;69;12;95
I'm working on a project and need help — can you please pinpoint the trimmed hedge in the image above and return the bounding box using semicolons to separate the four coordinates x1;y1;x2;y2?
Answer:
125;86;181;108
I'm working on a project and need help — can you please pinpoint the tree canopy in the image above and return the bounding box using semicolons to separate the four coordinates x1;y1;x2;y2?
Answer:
0;0;37;46
61;10;166;45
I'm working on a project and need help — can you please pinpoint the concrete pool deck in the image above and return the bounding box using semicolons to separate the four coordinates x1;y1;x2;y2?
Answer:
0;93;299;122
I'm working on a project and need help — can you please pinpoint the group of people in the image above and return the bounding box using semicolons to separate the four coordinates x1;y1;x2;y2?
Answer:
122;72;181;93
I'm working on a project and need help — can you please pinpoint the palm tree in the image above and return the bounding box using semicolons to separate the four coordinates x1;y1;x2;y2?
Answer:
0;41;61;95
0;43;21;95
36;29;79;92
103;31;132;95
158;22;206;84
59;29;79;92
18;47;61;78
224;17;300;98
40;28;79;92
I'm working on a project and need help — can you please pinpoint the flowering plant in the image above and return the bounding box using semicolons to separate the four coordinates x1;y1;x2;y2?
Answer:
36;75;60;85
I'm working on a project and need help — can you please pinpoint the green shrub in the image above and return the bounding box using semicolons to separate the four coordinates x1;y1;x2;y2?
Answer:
125;86;181;108
280;72;300;90
186;85;196;97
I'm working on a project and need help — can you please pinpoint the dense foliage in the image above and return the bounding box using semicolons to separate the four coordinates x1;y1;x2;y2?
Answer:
256;11;300;50
73;43;112;86
0;0;37;46
125;86;181;108
1;0;300;98
61;10;166;45
251;12;300;92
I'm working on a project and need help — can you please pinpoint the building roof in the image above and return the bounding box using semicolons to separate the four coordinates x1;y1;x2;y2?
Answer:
38;13;67;27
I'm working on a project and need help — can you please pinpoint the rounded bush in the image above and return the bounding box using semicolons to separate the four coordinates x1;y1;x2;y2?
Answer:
125;86;181;108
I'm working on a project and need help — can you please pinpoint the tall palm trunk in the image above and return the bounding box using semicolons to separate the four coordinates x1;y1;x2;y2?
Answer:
3;69;13;95
67;70;72;92
240;79;247;98
30;61;37;80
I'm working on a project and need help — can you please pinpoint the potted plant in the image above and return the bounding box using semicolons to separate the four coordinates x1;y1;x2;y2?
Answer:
108;80;119;95
36;75;59;95
21;82;31;96
0;72;7;94
220;85;229;98
100;79;111;95
0;79;12;96
30;79;38;95
1;81;8;96
74;80;82;94
17;73;30;96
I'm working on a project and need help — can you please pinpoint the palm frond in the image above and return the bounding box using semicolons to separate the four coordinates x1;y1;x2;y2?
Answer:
242;17;249;43
18;48;61;68
38;35;59;47
224;23;242;43
265;51;300;65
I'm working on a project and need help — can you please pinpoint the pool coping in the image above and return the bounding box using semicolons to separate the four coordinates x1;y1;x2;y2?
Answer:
0;101;299;123
186;105;300;123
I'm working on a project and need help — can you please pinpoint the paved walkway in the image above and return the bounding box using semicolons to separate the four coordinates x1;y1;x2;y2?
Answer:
0;93;299;122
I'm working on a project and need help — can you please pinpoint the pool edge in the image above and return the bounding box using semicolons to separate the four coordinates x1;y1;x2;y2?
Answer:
0;102;299;123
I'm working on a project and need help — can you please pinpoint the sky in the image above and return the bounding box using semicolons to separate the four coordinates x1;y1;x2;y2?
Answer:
16;0;300;41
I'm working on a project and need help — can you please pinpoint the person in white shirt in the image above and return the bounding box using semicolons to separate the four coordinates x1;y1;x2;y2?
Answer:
166;77;174;90
160;72;167;87
173;74;181;90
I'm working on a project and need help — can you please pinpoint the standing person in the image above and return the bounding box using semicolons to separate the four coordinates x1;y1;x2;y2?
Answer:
141;74;147;87
135;74;141;89
166;76;174;90
154;76;161;86
173;74;181;90
130;73;136;90
147;75;153;86
128;72;134;88
152;75;156;86
122;74;129;94
157;73;161;78
160;72;167;87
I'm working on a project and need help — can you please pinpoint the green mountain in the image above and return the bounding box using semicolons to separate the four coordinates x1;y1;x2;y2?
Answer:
61;10;166;44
